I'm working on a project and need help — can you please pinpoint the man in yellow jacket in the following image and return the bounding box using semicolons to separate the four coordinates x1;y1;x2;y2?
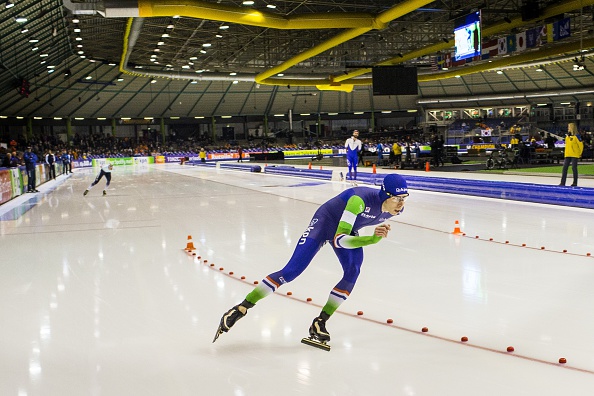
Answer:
559;122;584;187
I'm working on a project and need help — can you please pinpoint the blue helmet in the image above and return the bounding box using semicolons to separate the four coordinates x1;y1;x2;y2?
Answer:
379;174;408;201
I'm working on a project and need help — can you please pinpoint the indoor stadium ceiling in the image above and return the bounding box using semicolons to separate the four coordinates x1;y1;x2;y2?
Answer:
0;0;593;119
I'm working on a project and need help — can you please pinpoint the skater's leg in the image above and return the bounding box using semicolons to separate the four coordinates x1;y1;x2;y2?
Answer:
307;247;362;343
245;238;323;305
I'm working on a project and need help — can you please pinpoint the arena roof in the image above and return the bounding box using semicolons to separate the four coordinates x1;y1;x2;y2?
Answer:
0;0;592;118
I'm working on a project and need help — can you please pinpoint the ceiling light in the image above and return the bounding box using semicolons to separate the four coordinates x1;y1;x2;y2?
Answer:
161;33;170;38
32;47;38;51
182;65;190;69
117;78;124;81
74;27;81;33
108;63;116;66
157;41;165;45
221;116;232;118
267;4;277;8
77;51;84;54
189;56;198;60
535;67;543;72
190;80;197;84
72;18;79;23
219;25;229;30
167;24;174;29
151;79;157;83
496;70;503;74
29;39;39;43
277;73;284;77
6;2;14;9
74;118;85;120
75;36;82;41
154;48;160;52
381;111;392;114
20;28;28;33
216;34;223;38
230;72;237;75
202;43;211;47
77;44;83;48
232;80;239;84
15;16;27;23
242;0;255;5
407;109;418;112
194;116;205;119
46;65;55;69
200;50;206;54
40;53;49;57
455;75;461;78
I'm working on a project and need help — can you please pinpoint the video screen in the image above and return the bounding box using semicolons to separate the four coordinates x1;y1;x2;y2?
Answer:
454;11;481;61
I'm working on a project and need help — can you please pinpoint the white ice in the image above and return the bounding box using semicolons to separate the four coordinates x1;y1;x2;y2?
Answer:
1;164;594;396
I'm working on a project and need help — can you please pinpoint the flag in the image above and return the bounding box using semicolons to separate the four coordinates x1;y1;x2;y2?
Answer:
431;56;438;71
507;35;516;53
516;31;526;52
481;38;499;59
537;25;547;46
546;23;554;43
556;17;571;40
452;52;465;67
526;28;538;48
443;53;452;69
498;37;507;55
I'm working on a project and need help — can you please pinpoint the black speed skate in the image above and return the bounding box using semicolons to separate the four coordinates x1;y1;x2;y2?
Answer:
301;315;331;351
213;301;253;343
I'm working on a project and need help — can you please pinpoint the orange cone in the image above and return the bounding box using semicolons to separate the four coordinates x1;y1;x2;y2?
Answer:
372;163;376;174
185;235;196;250
452;220;462;235
308;162;312;169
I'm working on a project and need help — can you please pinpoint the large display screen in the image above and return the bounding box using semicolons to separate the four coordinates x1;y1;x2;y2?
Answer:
454;11;481;61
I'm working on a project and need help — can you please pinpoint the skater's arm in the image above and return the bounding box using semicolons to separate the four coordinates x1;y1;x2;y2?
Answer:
333;195;383;249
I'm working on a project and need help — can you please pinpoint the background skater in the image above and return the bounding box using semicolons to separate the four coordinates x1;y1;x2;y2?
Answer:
84;163;113;196
214;174;409;350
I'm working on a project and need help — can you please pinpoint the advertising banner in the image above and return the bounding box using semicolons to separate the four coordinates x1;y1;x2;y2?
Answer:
0;169;12;205
10;168;22;197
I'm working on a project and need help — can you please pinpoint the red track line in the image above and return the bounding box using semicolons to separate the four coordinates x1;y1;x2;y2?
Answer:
186;249;594;375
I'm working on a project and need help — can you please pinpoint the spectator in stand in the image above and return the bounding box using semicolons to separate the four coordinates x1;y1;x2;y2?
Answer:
23;146;39;193
45;150;56;180
1;152;11;168
544;133;557;149
237;146;243;162
559;123;584;187
10;151;20;167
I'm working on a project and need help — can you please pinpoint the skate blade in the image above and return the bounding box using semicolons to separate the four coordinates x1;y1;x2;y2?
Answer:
301;337;331;351
213;326;224;343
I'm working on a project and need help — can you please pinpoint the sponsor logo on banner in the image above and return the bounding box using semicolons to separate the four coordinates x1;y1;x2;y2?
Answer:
498;37;507;55
516;31;527;52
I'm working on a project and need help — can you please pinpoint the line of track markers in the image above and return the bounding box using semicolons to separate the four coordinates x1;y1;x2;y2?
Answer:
183;234;593;374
